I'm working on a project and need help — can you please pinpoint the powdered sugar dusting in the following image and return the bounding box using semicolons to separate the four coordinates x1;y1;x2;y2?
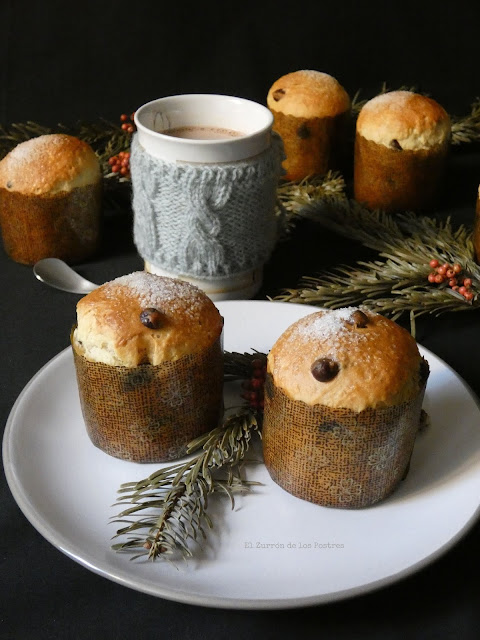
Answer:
8;134;69;164
105;271;208;318
361;90;415;114
289;307;372;353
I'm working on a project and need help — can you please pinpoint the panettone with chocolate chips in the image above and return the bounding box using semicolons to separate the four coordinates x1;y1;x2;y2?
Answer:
262;307;429;508
71;271;224;462
266;69;351;181
354;90;451;213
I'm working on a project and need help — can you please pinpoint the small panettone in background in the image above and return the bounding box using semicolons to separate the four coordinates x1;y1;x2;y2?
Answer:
71;271;224;462
267;70;351;181
354;90;451;213
0;133;102;265
262;307;429;509
473;185;480;263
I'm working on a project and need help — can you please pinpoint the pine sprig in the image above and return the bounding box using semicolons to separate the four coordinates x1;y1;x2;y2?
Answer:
451;97;480;146
275;195;480;326
111;351;265;561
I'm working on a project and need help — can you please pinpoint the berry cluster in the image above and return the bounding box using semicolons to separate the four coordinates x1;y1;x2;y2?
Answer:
120;112;136;134
108;150;131;178
427;259;474;301
241;358;267;411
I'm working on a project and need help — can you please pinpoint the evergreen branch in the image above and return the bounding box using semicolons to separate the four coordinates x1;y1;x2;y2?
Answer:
112;351;265;561
275;195;480;326
451;97;480;145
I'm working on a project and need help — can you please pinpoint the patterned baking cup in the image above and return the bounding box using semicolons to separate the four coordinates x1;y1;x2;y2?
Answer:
72;334;224;462
272;110;350;181
353;135;449;213
263;364;429;509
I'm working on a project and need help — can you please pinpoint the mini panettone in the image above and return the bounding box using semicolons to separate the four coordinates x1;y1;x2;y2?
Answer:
0;133;102;265
267;70;351;181
71;271;224;462
354;90;451;213
262;307;429;509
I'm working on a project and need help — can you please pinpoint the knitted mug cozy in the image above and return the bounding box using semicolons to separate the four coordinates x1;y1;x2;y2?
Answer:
130;133;284;280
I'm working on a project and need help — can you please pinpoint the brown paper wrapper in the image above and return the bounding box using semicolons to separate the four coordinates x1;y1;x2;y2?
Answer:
0;182;102;265
263;371;428;509
353;134;448;213
72;335;224;462
272;111;350;181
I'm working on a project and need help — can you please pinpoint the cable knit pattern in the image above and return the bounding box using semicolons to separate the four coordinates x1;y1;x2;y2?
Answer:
131;133;284;279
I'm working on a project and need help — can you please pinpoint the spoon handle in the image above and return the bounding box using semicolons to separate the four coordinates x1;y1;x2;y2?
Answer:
33;258;100;294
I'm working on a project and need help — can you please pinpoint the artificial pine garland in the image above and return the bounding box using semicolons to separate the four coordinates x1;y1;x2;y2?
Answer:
274;193;479;334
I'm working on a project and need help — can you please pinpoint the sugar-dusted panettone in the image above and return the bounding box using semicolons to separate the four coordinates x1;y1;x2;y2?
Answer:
354;90;451;213
71;271;224;462
267;70;351;181
262;307;429;508
0;133;102;265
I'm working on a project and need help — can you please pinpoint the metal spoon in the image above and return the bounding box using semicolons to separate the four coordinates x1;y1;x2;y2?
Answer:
33;258;100;294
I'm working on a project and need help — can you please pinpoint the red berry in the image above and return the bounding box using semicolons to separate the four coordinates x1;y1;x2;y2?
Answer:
112;164;120;173
428;273;436;283
453;264;462;274
429;259;439;268
463;278;472;288
445;269;455;278
121;123;129;131
120;114;128;122
464;291;474;301
437;265;447;275
434;274;444;283
108;156;117;166
459;286;467;295
448;278;458;287
120;167;129;176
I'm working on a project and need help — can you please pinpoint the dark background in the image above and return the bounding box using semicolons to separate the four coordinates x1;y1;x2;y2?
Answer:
1;1;480;639
1;0;479;125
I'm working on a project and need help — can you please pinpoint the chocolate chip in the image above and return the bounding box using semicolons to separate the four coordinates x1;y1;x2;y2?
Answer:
140;308;163;329
349;310;369;328
390;138;402;150
311;357;339;382
6;181;12;189
272;88;286;101
297;123;311;139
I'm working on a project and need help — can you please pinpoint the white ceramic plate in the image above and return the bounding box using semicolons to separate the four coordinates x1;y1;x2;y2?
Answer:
3;301;480;609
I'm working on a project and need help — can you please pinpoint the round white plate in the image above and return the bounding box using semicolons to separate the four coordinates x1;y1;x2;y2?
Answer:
3;301;480;609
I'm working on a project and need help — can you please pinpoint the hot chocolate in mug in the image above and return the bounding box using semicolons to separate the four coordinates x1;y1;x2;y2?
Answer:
131;94;284;300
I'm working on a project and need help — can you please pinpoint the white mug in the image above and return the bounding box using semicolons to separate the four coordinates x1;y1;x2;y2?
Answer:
132;94;280;301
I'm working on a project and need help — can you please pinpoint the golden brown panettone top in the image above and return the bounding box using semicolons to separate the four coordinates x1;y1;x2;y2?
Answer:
72;272;224;367
267;307;423;412
267;70;351;119
356;91;450;151
0;133;101;195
